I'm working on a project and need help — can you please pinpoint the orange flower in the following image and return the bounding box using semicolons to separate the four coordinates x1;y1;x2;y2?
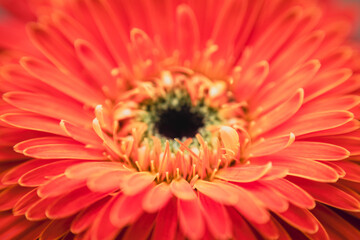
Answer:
0;0;360;239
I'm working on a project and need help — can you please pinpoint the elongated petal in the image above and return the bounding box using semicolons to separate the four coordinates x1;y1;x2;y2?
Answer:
250;134;295;157
40;217;74;240
20;57;106;106
312;204;360;239
122;212;157;240
37;175;85;198
250;218;280;240
178;198;205;240
14;136;76;153
232;184;270;224
60;120;103;147
0;185;33;211
65;161;126;180
19;160;84;186
227;208;257;240
290;178;360;211
26;22;82;75
87;170;124;193
71;197;109;234
220;126;240;159
2;159;57;185
13;188;40;215
216;162;272;182
23;143;106;160
276;204;319;234
46;186;108;218
74;39;117;96
142;183;172;213
199;193;232;239
170;178;196;200
194;180;239;205
110;190;146;228
253;156;339;182
121;172;155;196
232;61;269;101
3;91;93;126
152;199;178;240
278;141;350;161
90;195;120;240
332;160;360;182
267;110;354;137
0;113;64;136
240;182;289;212
262;178;315;209
26;197;57;221
255;89;304;134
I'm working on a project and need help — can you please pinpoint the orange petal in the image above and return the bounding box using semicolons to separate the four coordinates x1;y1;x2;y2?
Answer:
122;212;157;240
216;162;272;182
194;180;239;205
3;91;93;126
0;185;32;211
232;184;270;224
90;195;120;240
2;159;56;185
19;160;84;186
121;172;155;196
332;160;360;182
142;183;172;213
266;110;354;137
219;126;240;160
176;4;200;60
152;199;178;240
178;198;205;240
0;113;64;136
60;120;103;147
290;178;360;211
71;197;109;234
250;218;280;240
312;204;360;239
26;197;56;221
110;191;146;228
278;141;350;161
276;204;319;234
46;186;108;218
227;207;257;240
65;161;127;180
74;39;117;97
40;217;74;240
23;143;105;160
253;156;339;182
240;182;289;212
14;136;76;153
37;175;85;198
20;56;105;106
199;193;232;239
255;89;304;134
262;178;315;209
170;178;197;200
87;170;125;193
250;133;295;157
13;188;40;216
26;22;82;75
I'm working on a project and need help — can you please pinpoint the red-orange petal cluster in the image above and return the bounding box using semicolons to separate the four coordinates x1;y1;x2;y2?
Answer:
0;0;360;239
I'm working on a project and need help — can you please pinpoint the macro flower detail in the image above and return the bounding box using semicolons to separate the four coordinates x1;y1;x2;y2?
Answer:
0;0;360;239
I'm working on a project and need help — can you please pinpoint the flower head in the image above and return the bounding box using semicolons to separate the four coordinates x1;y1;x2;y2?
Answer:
0;0;360;239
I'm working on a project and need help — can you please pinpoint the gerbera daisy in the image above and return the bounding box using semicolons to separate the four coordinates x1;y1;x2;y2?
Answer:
0;0;360;239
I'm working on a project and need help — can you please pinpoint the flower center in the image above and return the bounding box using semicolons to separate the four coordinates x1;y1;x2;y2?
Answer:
138;89;222;148
155;104;204;139
107;70;242;182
